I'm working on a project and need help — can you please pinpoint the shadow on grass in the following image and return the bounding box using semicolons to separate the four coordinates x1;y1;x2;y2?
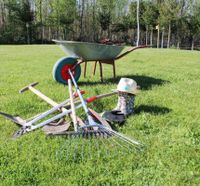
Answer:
79;75;169;90
102;104;172;131
134;105;171;115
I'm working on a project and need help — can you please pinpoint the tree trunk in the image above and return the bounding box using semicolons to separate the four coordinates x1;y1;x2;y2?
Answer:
150;28;153;47
145;30;148;45
177;33;180;49
57;26;59;39
167;23;171;48
48;27;51;41
42;26;44;41
157;26;160;48
161;29;164;48
177;39;180;49
79;0;84;40
0;2;4;28
92;0;96;42
191;39;194;50
39;0;43;43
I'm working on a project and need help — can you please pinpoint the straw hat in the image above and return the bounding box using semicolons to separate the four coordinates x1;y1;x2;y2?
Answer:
114;78;139;95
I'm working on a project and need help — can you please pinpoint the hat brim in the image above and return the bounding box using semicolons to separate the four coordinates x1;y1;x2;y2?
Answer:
112;89;139;95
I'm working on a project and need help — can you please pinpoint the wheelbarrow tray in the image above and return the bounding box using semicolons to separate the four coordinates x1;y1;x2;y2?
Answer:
53;40;125;61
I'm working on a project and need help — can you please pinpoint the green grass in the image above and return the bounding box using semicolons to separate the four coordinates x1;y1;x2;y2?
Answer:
0;45;200;185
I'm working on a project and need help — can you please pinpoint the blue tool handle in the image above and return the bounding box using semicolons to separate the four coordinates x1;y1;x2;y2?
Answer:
68;69;89;114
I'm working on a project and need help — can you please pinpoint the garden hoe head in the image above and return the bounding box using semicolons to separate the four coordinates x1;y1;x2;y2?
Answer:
42;121;71;135
42;118;71;135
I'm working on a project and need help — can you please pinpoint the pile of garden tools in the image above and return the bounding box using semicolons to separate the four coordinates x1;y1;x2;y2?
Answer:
0;71;141;148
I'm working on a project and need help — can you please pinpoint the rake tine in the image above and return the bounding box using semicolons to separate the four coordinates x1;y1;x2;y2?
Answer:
98;134;110;156
110;132;134;151
64;138;71;159
56;140;62;160
96;126;134;155
81;138;85;161
110;135;126;149
88;132;93;159
103;136;116;158
104;135;120;154
111;133;139;150
73;140;78;161
94;135;100;158
58;140;68;160
55;149;60;161
111;136;132;155
64;139;72;160
100;126;141;147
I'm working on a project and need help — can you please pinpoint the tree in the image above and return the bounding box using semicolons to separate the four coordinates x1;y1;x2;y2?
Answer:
159;0;181;48
143;1;159;46
187;1;200;50
97;0;115;39
59;0;76;40
174;0;189;49
0;0;200;49
5;0;34;44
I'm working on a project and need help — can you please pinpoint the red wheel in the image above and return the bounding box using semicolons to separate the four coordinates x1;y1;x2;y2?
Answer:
52;57;81;85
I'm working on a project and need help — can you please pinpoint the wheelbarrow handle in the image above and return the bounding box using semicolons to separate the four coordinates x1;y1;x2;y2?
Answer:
115;45;149;60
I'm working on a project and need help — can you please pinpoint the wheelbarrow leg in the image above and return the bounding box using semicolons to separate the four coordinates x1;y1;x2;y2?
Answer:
113;61;116;78
84;62;87;78
93;61;97;75
99;61;103;82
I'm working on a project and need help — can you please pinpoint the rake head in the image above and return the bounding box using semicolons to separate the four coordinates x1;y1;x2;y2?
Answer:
46;112;142;161
54;125;143;163
47;127;113;138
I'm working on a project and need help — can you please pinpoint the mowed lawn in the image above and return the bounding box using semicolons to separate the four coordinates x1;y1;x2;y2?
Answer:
0;45;199;185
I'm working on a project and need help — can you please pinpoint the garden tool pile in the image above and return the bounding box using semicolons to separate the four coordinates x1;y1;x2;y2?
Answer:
0;72;141;149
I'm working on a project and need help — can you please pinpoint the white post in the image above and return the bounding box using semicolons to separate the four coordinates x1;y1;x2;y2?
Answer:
26;22;30;44
161;27;165;48
156;24;160;48
136;0;140;46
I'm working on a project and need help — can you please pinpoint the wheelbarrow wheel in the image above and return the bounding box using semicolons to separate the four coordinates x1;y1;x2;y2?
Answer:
52;57;81;85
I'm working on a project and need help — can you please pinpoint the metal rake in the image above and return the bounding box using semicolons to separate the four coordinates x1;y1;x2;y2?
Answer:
52;69;142;149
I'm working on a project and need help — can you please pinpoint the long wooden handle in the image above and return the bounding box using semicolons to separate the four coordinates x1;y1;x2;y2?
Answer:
28;86;84;111
29;86;58;107
68;79;78;132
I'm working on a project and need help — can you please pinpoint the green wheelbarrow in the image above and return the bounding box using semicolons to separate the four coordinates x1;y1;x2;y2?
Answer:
53;40;147;85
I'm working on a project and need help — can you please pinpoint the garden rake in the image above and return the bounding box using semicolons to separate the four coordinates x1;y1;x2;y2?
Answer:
61;69;141;147
54;70;142;161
